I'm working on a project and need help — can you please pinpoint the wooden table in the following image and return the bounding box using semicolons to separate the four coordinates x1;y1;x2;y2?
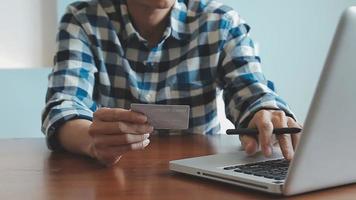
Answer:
0;135;355;200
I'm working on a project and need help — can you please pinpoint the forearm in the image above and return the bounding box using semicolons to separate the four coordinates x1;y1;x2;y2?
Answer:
57;119;93;157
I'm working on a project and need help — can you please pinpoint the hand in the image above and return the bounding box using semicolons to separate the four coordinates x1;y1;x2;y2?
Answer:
239;110;302;160
88;108;154;166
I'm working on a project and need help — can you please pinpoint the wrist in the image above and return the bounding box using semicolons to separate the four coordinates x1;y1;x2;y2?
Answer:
57;119;94;157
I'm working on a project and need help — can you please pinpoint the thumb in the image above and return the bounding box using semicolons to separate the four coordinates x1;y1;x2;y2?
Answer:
240;135;258;156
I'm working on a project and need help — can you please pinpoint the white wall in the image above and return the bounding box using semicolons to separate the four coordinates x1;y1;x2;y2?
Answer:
220;0;356;123
0;0;57;68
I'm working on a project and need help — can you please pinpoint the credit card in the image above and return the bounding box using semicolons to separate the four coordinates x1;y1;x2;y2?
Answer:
130;104;190;130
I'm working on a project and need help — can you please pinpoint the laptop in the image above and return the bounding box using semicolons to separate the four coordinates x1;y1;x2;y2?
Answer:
169;7;356;196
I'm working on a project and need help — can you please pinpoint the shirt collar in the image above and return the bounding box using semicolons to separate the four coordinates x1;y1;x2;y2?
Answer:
117;0;141;41
112;0;191;42
169;0;191;41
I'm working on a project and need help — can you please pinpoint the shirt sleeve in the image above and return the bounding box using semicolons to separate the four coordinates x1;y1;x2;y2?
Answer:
41;5;98;151
219;14;295;128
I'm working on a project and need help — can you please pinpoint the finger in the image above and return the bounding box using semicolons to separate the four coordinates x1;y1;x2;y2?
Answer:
94;108;147;123
97;139;151;156
272;113;294;160
239;135;258;155
95;139;150;165
89;121;153;136
94;133;151;148
254;111;274;157
276;134;293;160
287;117;302;150
91;144;122;166
117;121;155;135
100;155;123;167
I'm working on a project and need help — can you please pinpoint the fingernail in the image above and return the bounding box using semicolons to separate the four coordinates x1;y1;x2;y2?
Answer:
143;139;150;147
286;151;294;160
264;146;272;157
144;133;150;139
139;115;148;122
246;148;255;156
149;126;154;132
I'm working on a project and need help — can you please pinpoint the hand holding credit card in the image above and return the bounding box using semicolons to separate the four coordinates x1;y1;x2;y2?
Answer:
130;104;190;130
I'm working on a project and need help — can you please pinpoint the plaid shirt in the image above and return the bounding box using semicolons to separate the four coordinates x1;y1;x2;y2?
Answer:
42;0;294;150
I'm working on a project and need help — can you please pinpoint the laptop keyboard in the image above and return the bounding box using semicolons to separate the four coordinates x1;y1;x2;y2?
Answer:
223;159;290;180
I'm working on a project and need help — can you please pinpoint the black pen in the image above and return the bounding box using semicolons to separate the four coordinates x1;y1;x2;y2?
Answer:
226;128;302;135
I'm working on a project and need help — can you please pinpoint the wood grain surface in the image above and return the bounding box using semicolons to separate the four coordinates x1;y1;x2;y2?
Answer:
0;135;355;200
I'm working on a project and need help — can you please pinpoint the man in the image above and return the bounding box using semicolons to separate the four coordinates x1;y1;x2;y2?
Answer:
42;0;301;166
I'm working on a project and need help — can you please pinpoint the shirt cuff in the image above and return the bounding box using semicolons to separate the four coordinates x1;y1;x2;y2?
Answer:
236;93;296;128
42;109;93;151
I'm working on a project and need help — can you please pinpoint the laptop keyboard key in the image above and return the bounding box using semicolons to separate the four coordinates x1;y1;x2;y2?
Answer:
225;159;290;180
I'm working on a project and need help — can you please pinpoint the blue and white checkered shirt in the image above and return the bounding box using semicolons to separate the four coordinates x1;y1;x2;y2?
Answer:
42;0;294;150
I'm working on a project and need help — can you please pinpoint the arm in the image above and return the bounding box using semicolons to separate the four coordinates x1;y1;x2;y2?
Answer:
42;5;152;166
57;119;92;156
41;4;98;152
218;14;301;160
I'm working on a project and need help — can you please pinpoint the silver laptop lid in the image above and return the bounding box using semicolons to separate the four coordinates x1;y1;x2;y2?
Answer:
284;7;356;196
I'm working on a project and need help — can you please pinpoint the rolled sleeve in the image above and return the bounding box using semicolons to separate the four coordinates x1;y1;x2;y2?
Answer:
219;15;295;128
41;5;98;151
